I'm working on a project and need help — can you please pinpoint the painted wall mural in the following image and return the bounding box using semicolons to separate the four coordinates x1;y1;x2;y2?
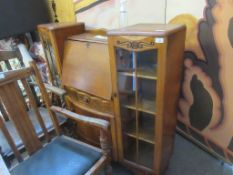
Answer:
74;0;109;13
169;0;233;163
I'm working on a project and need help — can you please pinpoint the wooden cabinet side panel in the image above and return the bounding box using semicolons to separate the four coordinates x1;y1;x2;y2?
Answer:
108;36;124;161
160;30;186;173
154;39;168;175
51;24;85;75
38;23;85;78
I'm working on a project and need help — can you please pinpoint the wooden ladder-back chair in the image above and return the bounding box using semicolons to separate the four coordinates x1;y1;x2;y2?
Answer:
0;61;112;175
0;47;66;163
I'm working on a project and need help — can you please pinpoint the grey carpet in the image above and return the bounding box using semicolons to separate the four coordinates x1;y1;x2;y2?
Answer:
165;134;233;175
112;134;233;175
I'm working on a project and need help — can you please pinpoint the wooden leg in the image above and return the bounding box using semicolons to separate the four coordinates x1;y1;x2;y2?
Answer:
104;165;112;175
100;129;111;156
0;146;10;168
100;129;112;175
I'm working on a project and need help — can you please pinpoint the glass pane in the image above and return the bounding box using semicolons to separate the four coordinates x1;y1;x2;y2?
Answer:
116;47;137;163
137;49;158;79
121;108;136;138
138;140;154;169
118;75;135;103
116;48;135;72
123;135;137;162
137;78;156;115
138;112;155;144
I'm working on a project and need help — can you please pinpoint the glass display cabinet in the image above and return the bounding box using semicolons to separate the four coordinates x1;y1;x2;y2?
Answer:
108;24;186;174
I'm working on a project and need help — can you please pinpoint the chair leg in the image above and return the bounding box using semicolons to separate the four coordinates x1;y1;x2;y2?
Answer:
0;146;11;168
104;165;112;175
99;126;112;175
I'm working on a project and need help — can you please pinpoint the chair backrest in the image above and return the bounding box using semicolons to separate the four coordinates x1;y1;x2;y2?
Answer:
0;62;61;162
0;47;40;121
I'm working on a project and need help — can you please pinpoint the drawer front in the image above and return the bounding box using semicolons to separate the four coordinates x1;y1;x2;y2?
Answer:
66;87;113;115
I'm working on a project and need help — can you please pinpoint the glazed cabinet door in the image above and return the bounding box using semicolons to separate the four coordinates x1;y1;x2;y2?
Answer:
110;37;159;173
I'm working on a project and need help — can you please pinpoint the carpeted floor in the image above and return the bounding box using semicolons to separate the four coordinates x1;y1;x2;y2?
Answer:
111;134;233;175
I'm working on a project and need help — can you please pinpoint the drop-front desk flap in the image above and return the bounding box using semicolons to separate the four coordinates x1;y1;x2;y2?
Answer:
61;33;112;100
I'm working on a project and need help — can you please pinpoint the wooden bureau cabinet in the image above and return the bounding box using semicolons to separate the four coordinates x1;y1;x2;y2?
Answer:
62;33;118;161
107;24;186;174
38;23;118;161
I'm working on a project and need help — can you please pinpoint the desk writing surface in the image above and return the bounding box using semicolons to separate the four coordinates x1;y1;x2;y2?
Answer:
62;33;112;100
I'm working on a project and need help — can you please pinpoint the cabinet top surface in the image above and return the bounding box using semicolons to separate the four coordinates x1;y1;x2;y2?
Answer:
107;23;186;37
68;33;108;44
38;22;84;30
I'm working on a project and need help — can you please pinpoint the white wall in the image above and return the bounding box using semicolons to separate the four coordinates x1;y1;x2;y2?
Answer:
166;0;206;22
76;0;166;29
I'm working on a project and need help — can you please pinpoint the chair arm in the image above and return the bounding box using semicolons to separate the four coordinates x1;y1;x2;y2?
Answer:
29;81;66;97
0;155;10;175
51;106;111;158
50;106;110;130
44;84;67;97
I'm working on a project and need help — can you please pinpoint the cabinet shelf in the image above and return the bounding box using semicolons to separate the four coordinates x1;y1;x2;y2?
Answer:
124;120;155;144
125;130;155;144
118;68;157;80
123;99;156;115
138;128;155;144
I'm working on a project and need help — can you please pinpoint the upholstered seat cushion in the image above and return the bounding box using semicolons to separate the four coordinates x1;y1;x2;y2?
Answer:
0;107;66;156
11;136;102;175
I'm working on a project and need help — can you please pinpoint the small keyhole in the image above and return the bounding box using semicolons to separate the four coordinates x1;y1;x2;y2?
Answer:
84;96;90;104
111;92;117;100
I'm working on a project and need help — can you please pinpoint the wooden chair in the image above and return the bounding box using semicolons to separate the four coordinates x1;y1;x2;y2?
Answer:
0;47;66;163
0;61;112;175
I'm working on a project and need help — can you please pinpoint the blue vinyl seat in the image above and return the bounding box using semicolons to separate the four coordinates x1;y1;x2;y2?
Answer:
11;136;101;175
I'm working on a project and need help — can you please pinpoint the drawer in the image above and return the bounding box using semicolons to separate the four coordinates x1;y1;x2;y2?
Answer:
65;87;113;115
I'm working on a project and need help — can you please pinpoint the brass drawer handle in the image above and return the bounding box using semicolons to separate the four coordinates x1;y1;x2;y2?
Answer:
111;92;117;100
